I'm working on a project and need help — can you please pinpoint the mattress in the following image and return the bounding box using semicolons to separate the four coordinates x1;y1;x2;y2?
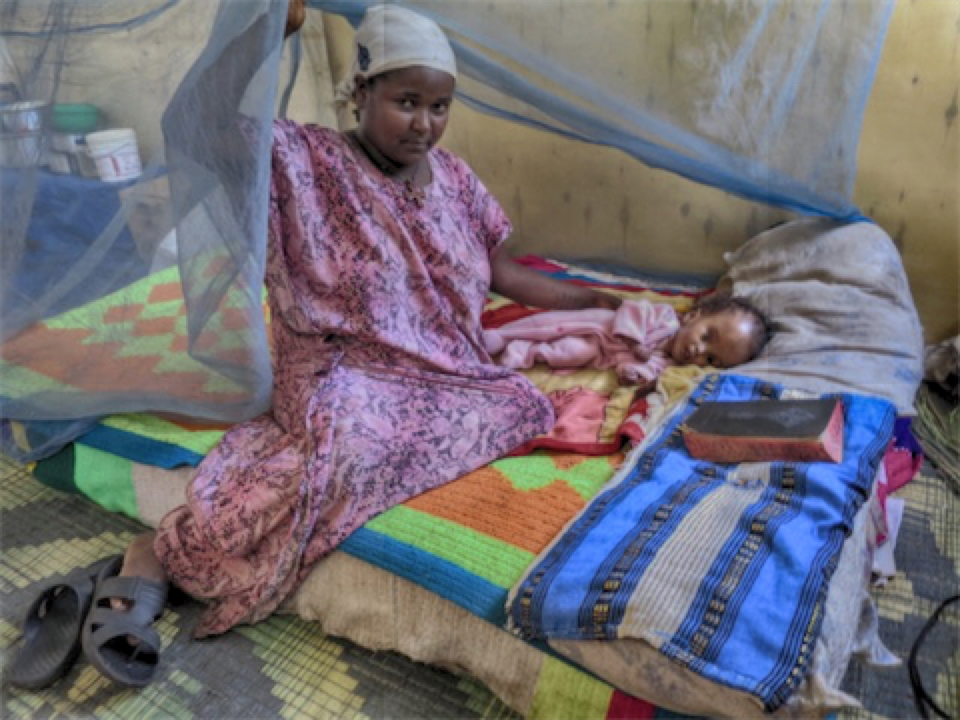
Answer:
12;219;925;718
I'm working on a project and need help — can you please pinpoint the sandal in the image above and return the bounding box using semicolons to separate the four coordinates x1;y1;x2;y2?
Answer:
81;567;169;688
5;555;123;690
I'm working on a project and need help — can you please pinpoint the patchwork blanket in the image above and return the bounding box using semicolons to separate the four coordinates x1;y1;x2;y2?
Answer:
0;263;260;405
4;256;709;462
508;373;895;711
34;439;624;627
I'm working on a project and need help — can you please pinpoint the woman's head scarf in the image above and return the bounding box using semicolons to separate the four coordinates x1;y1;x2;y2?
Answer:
335;4;457;106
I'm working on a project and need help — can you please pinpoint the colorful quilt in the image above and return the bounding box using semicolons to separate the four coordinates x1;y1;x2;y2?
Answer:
5;256;709;463
509;373;896;712
0;262;264;406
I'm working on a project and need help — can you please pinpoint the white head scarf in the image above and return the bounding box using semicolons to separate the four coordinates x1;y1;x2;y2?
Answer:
335;4;457;107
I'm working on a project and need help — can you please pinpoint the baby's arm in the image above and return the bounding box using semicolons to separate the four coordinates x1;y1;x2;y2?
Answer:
616;351;671;392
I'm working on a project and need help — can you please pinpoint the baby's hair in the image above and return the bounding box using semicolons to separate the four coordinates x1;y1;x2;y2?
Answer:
691;294;773;362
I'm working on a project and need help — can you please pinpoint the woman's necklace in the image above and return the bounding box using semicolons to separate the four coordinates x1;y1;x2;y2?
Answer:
349;130;427;208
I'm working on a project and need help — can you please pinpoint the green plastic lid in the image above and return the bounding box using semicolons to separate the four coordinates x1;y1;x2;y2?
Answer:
52;103;101;133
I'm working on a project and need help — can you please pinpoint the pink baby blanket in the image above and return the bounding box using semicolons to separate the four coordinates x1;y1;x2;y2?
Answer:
484;299;678;384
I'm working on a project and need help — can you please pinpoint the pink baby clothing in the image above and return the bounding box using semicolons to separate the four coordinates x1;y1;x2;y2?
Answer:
483;299;679;384
155;122;554;637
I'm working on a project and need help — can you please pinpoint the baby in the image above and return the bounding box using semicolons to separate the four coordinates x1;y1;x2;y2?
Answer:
484;294;772;390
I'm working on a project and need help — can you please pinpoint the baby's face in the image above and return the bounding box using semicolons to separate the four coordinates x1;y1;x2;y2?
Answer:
668;309;756;368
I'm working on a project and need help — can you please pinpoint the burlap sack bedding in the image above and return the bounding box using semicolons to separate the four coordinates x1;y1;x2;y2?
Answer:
718;218;924;415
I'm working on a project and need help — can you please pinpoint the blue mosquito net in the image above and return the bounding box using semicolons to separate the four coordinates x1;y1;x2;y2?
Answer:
0;0;894;461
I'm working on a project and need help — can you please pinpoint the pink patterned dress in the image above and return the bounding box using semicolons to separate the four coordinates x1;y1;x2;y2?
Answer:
155;122;555;637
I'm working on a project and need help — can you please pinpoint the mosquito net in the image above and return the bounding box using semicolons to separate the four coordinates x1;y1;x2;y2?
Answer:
0;0;894;461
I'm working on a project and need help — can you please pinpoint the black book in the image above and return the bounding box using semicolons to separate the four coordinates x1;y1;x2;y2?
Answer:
681;397;844;463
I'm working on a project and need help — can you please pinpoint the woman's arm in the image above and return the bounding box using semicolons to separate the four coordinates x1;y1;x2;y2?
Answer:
286;0;306;37
490;245;622;311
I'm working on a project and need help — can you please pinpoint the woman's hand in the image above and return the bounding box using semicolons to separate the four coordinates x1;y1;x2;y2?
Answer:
285;0;306;38
490;246;623;311
588;289;623;311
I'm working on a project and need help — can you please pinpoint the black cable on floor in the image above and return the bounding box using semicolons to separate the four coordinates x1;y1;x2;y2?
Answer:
908;593;959;719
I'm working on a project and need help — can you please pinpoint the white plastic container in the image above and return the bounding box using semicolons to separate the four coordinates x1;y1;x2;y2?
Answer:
86;128;142;182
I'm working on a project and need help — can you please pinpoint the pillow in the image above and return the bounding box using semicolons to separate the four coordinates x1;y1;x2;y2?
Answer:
718;218;924;414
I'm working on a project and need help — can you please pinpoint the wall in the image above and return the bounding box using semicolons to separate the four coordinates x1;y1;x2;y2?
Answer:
855;0;958;344
320;1;958;344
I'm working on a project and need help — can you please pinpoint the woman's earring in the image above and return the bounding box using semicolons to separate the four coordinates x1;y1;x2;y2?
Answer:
352;78;367;121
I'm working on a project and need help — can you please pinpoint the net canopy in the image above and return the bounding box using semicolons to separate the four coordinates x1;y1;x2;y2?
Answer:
0;0;894;461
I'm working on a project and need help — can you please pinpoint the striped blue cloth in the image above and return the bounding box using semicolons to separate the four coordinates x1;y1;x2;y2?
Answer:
508;373;895;711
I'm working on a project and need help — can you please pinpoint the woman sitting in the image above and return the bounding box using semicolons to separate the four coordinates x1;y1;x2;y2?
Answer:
77;2;622;687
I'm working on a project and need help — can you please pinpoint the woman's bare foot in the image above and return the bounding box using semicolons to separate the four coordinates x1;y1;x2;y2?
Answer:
110;531;168;613
82;533;170;685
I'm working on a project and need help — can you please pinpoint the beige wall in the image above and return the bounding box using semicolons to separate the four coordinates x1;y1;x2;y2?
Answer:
855;0;958;344
320;1;958;344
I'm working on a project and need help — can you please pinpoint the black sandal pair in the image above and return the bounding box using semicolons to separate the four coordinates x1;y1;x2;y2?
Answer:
5;555;169;690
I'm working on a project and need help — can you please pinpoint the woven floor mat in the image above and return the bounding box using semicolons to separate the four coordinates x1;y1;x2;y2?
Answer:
0;456;519;720
839;466;959;720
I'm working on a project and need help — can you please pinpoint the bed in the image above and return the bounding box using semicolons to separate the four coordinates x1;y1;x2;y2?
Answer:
5;217;925;718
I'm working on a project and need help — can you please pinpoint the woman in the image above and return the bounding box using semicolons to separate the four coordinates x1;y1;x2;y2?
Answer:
80;2;621;687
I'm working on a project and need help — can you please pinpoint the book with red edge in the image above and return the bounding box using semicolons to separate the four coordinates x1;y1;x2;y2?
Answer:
681;397;844;464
